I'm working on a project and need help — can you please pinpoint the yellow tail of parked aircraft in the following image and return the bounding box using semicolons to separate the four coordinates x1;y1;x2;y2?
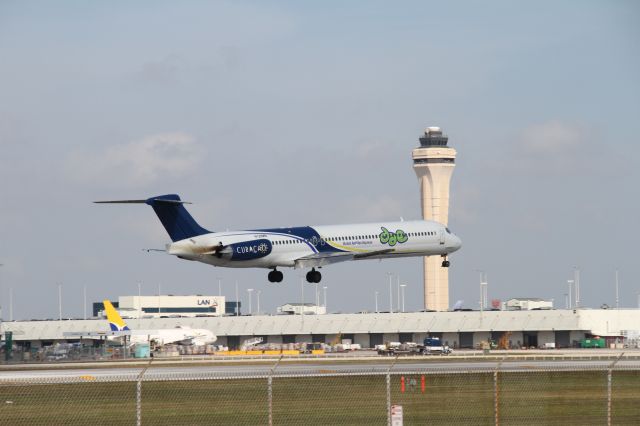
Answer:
103;300;130;331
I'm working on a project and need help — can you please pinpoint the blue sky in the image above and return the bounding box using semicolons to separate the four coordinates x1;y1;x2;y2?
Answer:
0;1;639;319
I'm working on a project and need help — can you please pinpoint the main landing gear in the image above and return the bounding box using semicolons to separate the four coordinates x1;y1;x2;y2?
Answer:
267;268;322;283
306;268;322;283
268;269;284;283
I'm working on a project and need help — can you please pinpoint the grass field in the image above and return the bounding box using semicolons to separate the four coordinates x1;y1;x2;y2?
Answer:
0;370;638;425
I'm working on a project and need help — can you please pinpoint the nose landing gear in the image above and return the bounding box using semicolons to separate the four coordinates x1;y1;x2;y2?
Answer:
441;255;450;268
268;269;284;283
306;268;322;283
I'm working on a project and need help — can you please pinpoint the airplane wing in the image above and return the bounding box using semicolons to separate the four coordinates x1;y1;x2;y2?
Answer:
294;249;394;269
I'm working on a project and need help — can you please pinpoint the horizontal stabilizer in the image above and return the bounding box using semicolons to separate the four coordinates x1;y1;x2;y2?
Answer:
94;199;147;204
94;194;209;242
94;198;191;205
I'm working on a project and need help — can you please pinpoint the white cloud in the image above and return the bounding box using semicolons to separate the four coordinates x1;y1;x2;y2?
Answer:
133;54;183;85
519;120;584;155
495;120;595;176
67;132;202;187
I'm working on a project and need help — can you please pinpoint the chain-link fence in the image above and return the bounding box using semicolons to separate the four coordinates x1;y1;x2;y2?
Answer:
0;362;638;425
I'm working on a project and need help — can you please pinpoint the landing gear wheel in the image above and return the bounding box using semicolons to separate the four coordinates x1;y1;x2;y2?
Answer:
441;260;450;268
306;268;322;283
268;270;284;283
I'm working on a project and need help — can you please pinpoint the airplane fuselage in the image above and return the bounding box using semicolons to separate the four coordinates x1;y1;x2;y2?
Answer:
126;328;216;346
168;220;461;269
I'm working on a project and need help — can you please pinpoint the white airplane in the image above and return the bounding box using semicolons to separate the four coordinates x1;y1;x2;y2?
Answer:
103;300;217;346
96;194;461;283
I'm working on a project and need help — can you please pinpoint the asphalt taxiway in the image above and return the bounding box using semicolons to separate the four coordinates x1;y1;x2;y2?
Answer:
1;356;639;382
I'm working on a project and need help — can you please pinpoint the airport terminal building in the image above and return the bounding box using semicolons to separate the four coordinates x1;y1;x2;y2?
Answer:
3;308;639;350
92;295;231;318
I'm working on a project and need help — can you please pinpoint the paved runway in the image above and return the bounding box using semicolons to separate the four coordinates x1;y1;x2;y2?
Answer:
1;358;639;382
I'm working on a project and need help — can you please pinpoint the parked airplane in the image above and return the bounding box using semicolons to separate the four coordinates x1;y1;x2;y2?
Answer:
103;300;217;346
96;194;461;283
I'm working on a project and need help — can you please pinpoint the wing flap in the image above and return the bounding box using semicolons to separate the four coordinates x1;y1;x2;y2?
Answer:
294;248;394;269
353;248;394;259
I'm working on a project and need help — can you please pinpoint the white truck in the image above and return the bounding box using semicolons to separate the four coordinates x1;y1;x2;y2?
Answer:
422;337;452;354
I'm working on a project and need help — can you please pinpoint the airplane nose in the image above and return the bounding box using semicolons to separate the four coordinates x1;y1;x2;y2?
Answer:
448;234;462;252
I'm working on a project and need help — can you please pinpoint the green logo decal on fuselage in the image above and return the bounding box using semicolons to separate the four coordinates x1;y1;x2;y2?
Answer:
379;227;408;247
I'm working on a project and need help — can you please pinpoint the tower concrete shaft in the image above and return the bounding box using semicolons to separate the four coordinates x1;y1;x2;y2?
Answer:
412;127;456;311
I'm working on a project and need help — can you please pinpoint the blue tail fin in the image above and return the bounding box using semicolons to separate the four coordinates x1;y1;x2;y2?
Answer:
145;194;211;242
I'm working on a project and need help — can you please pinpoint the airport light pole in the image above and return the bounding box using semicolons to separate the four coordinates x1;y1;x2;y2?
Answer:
375;291;379;313
300;275;304;316
397;275;402;313
235;280;239;316
400;284;406;313
137;282;141;313
256;290;261;315
323;286;327;310
58;283;62;320
478;271;487;312
247;288;253;315
483;281;488;310
476;270;484;312
573;267;580;308
567;280;574;309
387;272;393;314
0;263;3;321
137;282;142;327
615;269;619;309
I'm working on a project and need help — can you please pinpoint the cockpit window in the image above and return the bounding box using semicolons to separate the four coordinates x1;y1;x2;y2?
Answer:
445;228;451;234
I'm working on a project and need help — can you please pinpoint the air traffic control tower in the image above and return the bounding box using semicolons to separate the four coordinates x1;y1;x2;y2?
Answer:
412;127;456;311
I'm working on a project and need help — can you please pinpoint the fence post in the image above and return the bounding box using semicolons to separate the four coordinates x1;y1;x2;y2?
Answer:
136;359;153;426
386;373;391;426
606;369;612;426
386;355;398;426
268;375;273;426
493;355;506;426
493;371;499;426
606;352;624;426
136;379;142;426
268;355;282;426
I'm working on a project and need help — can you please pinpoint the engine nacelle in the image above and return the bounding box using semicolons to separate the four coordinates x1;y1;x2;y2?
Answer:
228;239;273;261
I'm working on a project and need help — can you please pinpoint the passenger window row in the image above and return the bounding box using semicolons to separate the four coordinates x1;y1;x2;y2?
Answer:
271;231;436;246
